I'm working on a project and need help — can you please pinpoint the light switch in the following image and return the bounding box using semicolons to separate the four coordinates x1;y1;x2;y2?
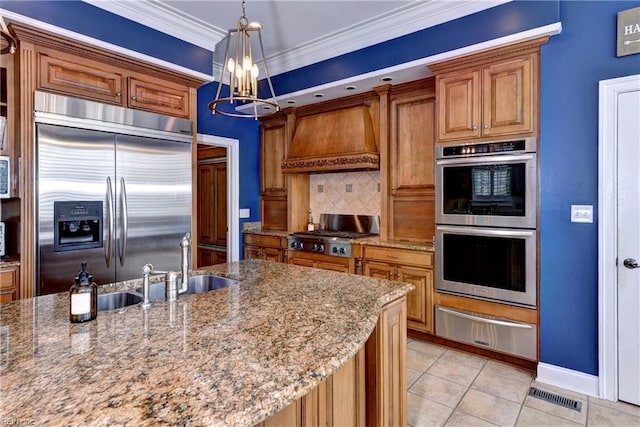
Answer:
571;205;593;223
239;208;250;219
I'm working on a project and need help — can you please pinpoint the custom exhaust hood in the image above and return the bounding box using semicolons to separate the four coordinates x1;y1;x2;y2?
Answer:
281;105;379;173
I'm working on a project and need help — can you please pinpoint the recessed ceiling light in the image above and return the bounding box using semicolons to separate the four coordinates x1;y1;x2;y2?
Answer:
286;100;296;104
381;76;393;82
345;85;357;91
313;93;324;98
262;106;272;110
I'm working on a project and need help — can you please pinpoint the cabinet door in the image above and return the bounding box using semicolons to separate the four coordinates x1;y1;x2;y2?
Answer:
364;261;395;281
317;261;350;274
128;76;190;118
261;120;287;195
398;265;433;333
390;94;436;195
263;247;284;263
482;55;534;137
0;266;19;303
38;52;124;105
244;245;263;260
197;247;227;268
436;69;481;141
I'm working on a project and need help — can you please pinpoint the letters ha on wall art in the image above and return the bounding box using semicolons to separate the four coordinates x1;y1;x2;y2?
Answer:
617;6;640;57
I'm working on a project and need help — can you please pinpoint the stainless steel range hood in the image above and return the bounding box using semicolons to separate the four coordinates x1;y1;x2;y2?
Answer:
281;105;379;173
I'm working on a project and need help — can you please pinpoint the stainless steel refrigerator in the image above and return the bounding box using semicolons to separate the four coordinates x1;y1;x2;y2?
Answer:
35;91;192;295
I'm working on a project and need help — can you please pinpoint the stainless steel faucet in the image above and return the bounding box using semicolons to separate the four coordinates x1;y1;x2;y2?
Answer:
140;233;192;307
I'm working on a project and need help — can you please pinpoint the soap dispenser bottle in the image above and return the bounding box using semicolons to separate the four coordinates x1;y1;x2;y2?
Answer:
307;210;315;232
69;262;98;323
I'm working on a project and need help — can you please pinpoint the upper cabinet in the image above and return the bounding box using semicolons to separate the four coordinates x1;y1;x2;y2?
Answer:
430;37;547;143
38;49;191;118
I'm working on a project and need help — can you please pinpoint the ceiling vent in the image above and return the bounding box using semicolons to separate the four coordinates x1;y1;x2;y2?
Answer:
281;105;379;173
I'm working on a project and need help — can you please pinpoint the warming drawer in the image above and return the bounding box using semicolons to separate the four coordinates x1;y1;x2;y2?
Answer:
435;305;537;360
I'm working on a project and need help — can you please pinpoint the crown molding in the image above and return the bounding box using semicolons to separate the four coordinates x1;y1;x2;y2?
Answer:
82;0;226;50
84;0;510;77
265;0;510;77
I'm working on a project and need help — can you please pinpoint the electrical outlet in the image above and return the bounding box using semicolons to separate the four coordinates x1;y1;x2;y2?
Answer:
239;208;250;219
571;205;593;223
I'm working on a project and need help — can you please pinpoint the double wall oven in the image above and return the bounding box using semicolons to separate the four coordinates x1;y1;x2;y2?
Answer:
434;137;538;360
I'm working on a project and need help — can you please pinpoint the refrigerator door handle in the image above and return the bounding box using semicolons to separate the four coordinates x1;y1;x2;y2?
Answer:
119;177;129;267
105;177;114;268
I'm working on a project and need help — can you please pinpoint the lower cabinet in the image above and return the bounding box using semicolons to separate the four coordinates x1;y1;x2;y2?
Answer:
288;252;351;274
363;246;434;333
243;233;287;263
0;265;19;303
259;296;407;427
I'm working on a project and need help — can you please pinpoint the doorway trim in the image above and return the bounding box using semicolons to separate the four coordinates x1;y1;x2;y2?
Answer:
598;74;640;401
197;133;240;262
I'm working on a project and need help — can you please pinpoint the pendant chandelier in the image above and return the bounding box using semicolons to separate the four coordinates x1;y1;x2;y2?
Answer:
208;0;279;119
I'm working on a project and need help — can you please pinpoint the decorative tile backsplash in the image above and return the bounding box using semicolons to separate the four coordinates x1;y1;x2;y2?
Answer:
309;171;381;219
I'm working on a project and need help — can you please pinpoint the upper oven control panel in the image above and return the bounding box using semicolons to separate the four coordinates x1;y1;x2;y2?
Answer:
437;137;537;159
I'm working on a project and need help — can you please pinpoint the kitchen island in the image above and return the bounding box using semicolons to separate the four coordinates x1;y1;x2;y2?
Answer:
0;259;412;426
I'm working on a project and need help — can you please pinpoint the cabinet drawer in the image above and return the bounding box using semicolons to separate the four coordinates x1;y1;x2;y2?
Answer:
38;52;124;104
363;246;433;268
243;233;283;248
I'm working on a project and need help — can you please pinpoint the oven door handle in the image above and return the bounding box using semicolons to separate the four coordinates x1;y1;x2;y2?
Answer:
438;307;533;329
435;152;536;166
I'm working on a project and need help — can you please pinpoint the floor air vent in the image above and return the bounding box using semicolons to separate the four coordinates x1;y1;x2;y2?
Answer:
528;387;583;412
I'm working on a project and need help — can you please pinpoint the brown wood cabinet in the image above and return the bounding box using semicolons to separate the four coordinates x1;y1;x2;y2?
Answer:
363;245;434;333
260;115;289;231
430;37;547;143
0;265;19;303
38;48;191;118
383;79;436;242
243;233;287;263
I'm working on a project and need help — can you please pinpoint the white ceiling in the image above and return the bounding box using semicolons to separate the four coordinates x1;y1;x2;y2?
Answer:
84;0;511;106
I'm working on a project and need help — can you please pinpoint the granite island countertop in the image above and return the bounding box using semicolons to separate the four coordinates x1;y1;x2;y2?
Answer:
0;259;413;426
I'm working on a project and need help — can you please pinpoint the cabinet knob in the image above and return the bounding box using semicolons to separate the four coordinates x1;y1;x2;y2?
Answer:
396;273;401;278
483;124;489;129
115;92;122;97
391;186;396;191
471;125;478;130
131;96;137;101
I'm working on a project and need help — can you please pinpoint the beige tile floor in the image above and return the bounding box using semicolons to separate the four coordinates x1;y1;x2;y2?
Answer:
407;339;640;427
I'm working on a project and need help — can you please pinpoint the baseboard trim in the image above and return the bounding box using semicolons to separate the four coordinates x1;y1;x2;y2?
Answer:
536;362;599;397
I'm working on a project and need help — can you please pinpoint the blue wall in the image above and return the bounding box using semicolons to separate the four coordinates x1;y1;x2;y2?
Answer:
6;0;640;377
539;0;640;375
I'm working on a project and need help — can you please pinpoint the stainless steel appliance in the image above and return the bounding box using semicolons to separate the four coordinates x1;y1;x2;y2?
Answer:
435;137;537;229
435;305;537;360
35;91;192;296
435;225;536;307
0;221;5;257
287;214;379;258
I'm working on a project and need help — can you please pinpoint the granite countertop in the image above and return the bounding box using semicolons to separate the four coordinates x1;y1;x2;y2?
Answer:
0;259;413;426
0;257;20;268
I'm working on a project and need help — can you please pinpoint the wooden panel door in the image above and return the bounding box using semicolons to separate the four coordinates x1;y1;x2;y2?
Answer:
437;69;480;141
289;257;316;268
398;265;433;333
482;55;533;137
244;245;263;260
263;247;284;263
197;162;227;247
38;51;124;105
317;261;350;274
128;76;190;118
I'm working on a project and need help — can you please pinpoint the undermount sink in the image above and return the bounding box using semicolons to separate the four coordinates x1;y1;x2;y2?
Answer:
97;291;143;311
135;275;238;301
